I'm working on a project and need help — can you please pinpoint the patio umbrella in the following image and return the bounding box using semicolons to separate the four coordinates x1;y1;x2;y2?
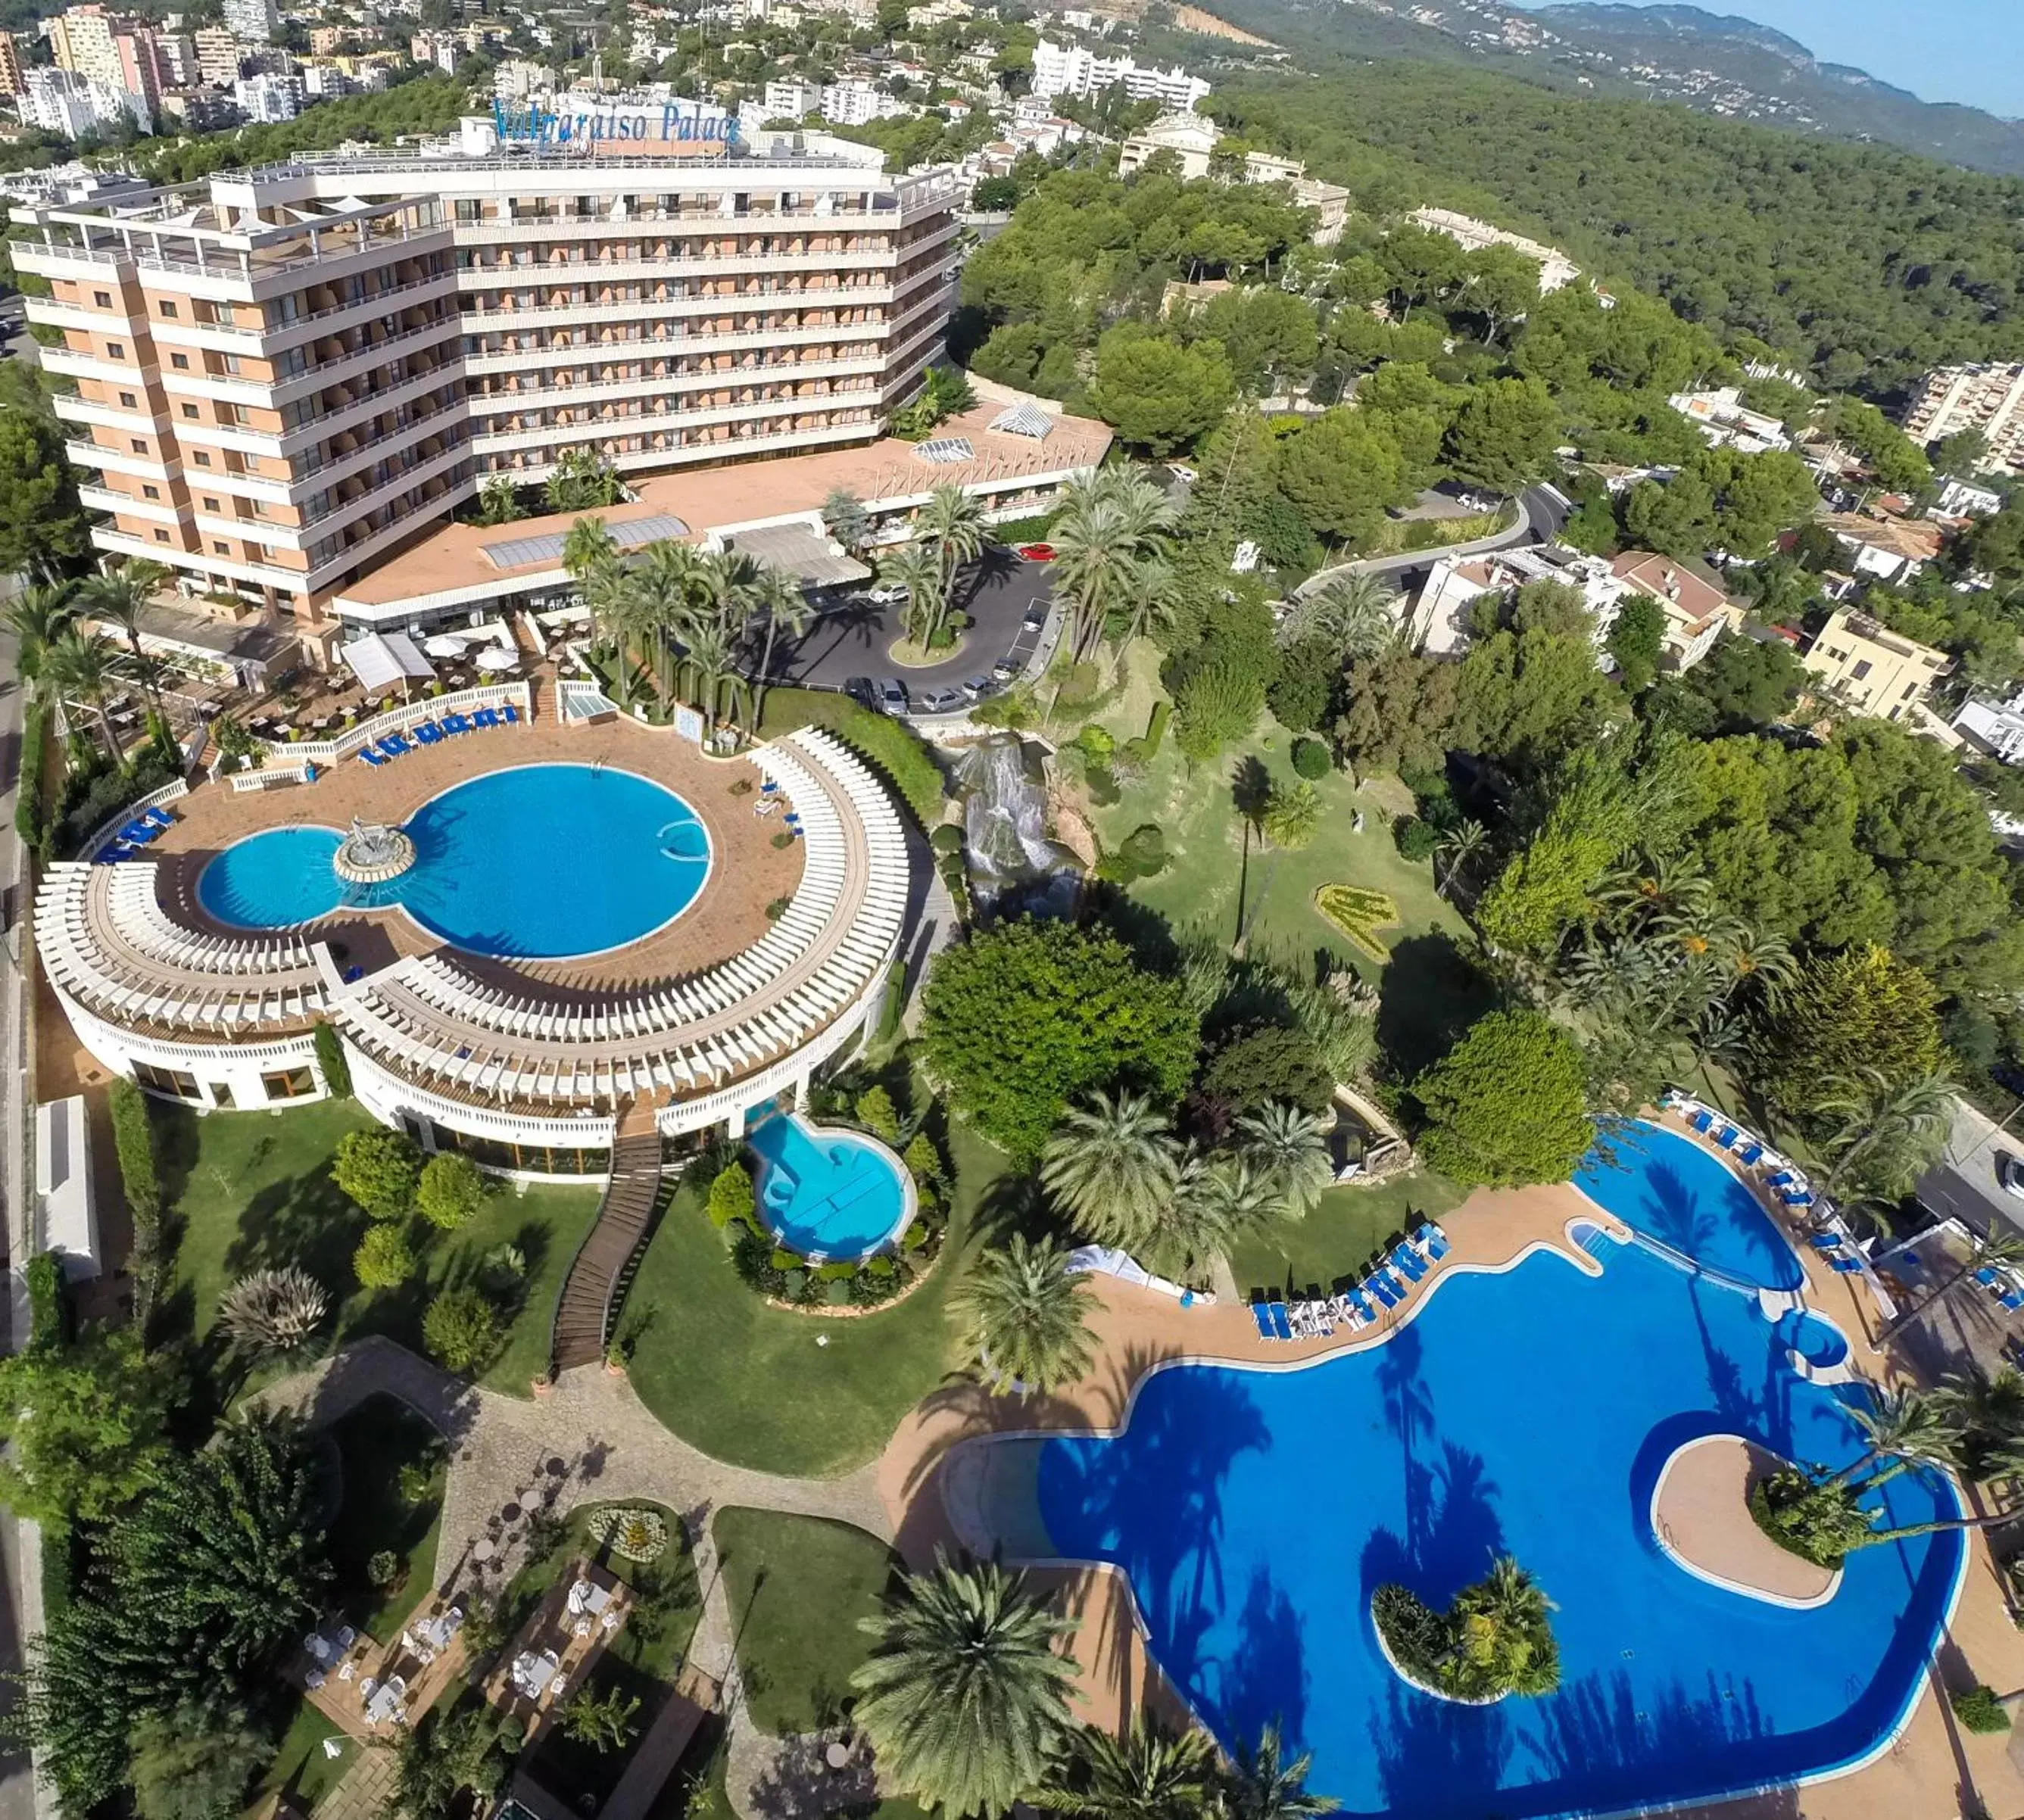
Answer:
423;634;466;659
476;647;519;672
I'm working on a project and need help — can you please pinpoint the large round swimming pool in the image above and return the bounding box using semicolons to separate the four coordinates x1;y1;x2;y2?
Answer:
197;763;712;959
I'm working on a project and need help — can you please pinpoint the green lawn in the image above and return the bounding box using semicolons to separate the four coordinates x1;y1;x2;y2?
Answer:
254;1699;353;1814
511;1500;703;1809
711;1509;901;1737
1230;1172;1468;1295
622;1120;1003;1476
153;1099;601;1399
326;1393;448;1641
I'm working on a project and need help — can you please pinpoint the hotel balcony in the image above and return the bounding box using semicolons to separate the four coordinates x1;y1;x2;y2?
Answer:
53;391;172;435
460;319;884;370
39;345;160;388
451;281;900;329
78;485;182;525
91;526;310;596
471;388;875;457
66;440;181;483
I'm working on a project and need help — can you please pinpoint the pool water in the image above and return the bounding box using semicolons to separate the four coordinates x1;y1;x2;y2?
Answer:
1036;1134;1963;1819
1773;1307;1851;1370
197;764;711;959
1574;1119;1805;1291
747;1111;910;1261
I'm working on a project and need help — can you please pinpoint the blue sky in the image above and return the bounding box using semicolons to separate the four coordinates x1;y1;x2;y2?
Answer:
1509;0;2021;118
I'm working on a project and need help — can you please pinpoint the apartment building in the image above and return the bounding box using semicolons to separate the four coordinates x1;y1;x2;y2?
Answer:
223;0;276;45
1409;207;1582;295
11;136;959;640
1030;37;1208;109
1116;112;1350;242
1901;362;2024;473
22;66;130;136
1610;552;1745;672
233;70;298;120
1803;607;1950;721
0;31;25;97
193;26;248;86
45;5;123;89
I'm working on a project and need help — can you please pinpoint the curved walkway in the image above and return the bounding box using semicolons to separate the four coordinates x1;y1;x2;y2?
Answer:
257;1337;893;1820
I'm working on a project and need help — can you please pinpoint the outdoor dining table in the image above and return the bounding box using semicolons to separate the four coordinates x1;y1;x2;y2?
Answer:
363;1679;406;1725
510;1650;560;1702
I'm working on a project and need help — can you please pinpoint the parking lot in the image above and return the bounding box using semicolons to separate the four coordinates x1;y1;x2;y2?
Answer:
756;547;1057;718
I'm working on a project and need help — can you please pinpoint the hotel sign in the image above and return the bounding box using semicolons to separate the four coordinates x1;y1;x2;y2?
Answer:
491;97;741;150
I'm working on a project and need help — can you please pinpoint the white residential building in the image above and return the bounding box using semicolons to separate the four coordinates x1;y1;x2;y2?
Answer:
222;0;275;44
1406;545;1627;658
1934;478;2006;519
232;68;298;120
1408;207;1582;295
1901;362;2024;473
1030;37;1208;109
763;76;822;117
1118;113;1350;242
1956;694;2024;765
22;64;134;136
820;78;906;124
1667;387;1792;454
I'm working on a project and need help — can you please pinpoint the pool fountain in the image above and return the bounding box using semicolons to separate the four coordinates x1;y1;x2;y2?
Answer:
332;817;416;887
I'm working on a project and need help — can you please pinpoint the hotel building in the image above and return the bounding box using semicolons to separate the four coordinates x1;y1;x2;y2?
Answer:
11;126;960;643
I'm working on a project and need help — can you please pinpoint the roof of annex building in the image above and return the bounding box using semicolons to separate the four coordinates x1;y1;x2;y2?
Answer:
335;399;1112;618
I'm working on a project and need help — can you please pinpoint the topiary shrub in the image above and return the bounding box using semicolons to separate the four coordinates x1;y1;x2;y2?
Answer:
707;1161;756;1232
1393;815;1439;862
1314;884;1402;964
1292;737;1332;780
353;1223;416;1290
782;1268;807;1298
422;1286;501;1374
1145;700;1171;753
903;1220;931;1250
866;1254;896;1279
816;1260;857;1282
770;1247;803;1273
416;1152;485;1230
826;1278;854;1306
1118;823;1167;878
312;1021;352;1098
332;1127;422;1220
930;823;965;859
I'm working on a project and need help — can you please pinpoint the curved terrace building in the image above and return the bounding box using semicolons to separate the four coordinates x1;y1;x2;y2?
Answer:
36;718;913;1178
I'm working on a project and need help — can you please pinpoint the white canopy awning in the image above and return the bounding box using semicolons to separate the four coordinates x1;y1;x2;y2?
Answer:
341;631;436;691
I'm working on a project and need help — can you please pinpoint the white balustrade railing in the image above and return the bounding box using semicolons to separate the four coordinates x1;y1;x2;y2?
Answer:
257;678;533;766
77;778;191;862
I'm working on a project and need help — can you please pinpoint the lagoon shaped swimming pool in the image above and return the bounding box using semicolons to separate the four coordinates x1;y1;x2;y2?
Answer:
747;1111;911;1261
197;764;712;960
1036;1127;1962;1819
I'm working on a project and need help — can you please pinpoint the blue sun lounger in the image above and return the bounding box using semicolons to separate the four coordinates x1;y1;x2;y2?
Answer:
141;806;173;829
504;703;519;722
1267;1301;1293;1342
120;821;159;846
1736;1141;1764;1165
1690;1109;1714;1133
1251;1301;1275;1340
414;721;444;745
2001;1289;2024;1313
1976;1266;2002;1288
1367;1273;1399;1309
1414;1222;1450;1261
1348;1286;1378;1323
378;734;412;757
472;706;499;728
1781;1189;1814;1208
1714;1126;1737;1148
1377;1266;1411;1301
441;712;472;734
1390;1244;1428;1282
1831;1256;1865;1274
1764;1170;1793;1189
359;746;387;766
1808;1233;1845;1251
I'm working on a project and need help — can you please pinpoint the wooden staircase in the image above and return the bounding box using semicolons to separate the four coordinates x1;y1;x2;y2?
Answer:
550;1117;664;1373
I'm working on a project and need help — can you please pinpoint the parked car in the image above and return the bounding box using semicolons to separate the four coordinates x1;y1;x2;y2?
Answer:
961;674;994;702
992;656;1021;683
865;584;907;605
1016;542;1056;562
1168;463;1199;484
2001;1154;2024;1201
919;686;965;715
875;678;909;713
1021;603;1049;633
844;676;876;708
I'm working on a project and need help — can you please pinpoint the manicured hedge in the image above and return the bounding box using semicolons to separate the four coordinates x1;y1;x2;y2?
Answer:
758;688;945;826
14;700;47;854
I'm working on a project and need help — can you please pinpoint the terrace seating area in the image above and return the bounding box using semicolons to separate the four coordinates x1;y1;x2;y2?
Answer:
34;855;332;1036
326;728;907;1111
356;701;522;766
1252;1223;1451;1342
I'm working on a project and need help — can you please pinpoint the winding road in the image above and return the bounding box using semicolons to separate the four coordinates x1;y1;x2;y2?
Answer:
1293;483;1572;598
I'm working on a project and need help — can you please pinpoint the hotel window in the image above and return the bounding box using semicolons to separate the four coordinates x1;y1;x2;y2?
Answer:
106;341;123;358
170;352;189;369
212;541;229;555
120;391;138;408
130;438;147;453
194;450;212;466
1851;659;1873;681
262;1067;315;1101
94;291;112;307
153;529;170;543
158;301;178;318
181;404;199;419
202;496;220;511
142;484;160;500
133;1063;201;1100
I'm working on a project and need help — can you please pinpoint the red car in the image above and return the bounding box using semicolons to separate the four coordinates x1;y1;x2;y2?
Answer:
1016;541;1056;562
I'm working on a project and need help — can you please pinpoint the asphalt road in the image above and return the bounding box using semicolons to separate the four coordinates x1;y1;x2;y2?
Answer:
1918;1098;2024;1242
759;549;1056;706
1295;484;1573;599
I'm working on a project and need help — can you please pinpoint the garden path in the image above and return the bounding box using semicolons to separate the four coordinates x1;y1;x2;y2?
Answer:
257;1338;895;1820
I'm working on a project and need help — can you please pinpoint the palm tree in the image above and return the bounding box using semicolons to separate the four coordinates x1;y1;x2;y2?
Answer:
2;581;79;698
1031;1718;1218;1820
919;483;987;615
1445;1555;1561;1698
1051;469;1177;662
564;514;629;700
1432;819;1488;899
562;513;618;584
42;628;126;762
850;1554;1077;1818
749;568;812;726
880;541;947;650
1039;1089;1182;1252
1726;925;1798;1007
1279;572;1396;660
1885;1226;2024;1340
633;539;707;700
1814;1067;1957;1200
1222;1724;1337;1820
77;558;171;715
824;487;873;556
1237;1102;1335;1217
1827;1389;1964;1489
952;1233;1099;1395
680;614;745;737
1261;782;1322;852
